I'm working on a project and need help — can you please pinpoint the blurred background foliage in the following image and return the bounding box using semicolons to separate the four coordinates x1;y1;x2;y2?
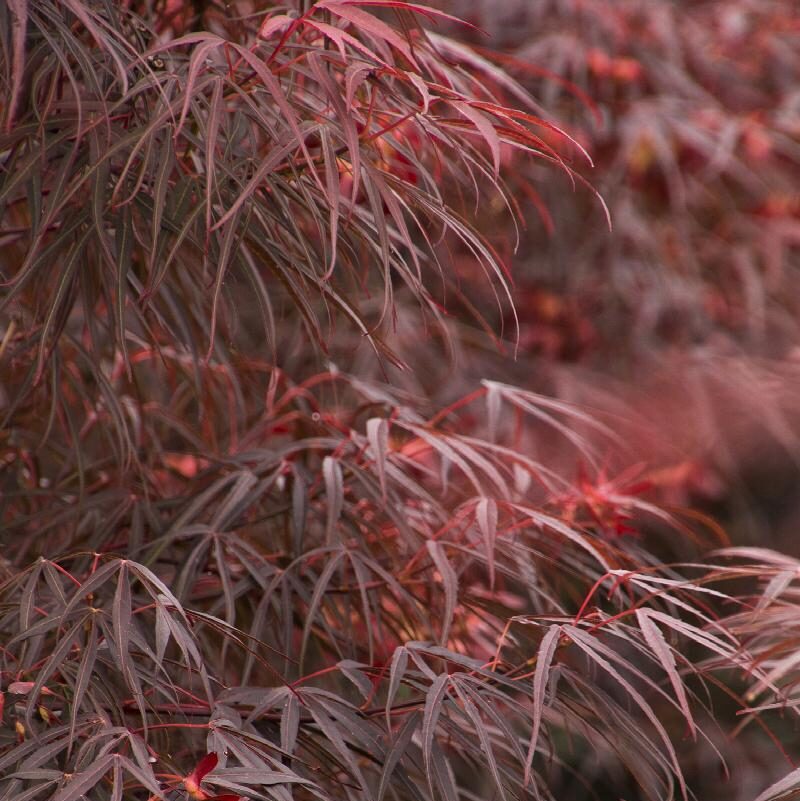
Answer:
433;0;800;551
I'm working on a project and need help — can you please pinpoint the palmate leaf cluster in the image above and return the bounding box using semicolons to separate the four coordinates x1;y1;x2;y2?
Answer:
1;2;799;801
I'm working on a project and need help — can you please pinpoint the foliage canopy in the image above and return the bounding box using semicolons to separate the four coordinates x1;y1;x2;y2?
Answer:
1;2;799;801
